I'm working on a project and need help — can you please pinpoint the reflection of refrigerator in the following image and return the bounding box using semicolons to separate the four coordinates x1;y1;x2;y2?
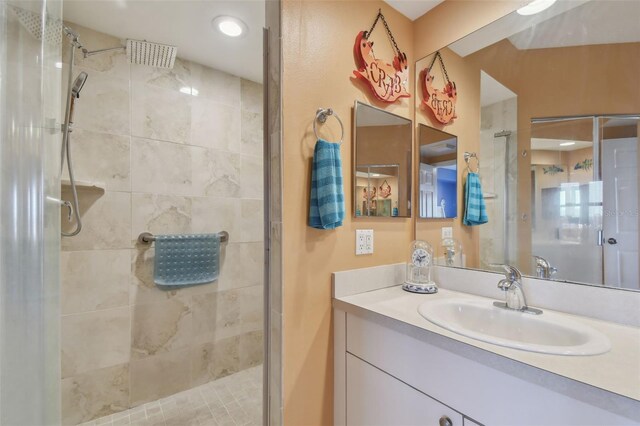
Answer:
420;163;436;217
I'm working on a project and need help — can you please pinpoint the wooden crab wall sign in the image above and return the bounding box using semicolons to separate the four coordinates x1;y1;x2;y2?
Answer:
420;52;457;124
353;30;410;103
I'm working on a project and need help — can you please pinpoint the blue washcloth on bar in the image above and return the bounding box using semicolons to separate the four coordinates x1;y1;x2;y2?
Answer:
309;139;345;230
153;233;220;287
463;172;488;226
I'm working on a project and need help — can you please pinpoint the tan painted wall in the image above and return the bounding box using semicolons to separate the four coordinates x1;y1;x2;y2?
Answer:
281;1;415;424
280;1;526;424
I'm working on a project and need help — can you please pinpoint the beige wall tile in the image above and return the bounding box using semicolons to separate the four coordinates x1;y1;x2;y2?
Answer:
61;363;129;425
61;249;130;314
190;98;241;152
240;155;263;199
190;63;240;106
190;336;240;386
61;191;132;251
131;58;191;92
191;290;242;344
240;79;263;114
63;23;130;79
131;82;192;144
239;330;264;370
239;285;264;333
241;110;263;156
131;194;192;241
62;307;131;378
190;196;241;237
130;348;192;406
131;298;192;359
62;129;131;192
131;137;192;196
191;147;241;198
72;68;130;136
240;199;264;243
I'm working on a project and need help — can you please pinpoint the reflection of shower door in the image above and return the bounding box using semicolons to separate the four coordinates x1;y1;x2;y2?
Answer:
602;137;639;289
420;163;435;217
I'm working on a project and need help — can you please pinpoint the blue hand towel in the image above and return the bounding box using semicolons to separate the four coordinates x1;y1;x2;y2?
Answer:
153;233;220;287
463;172;488;226
309;139;345;230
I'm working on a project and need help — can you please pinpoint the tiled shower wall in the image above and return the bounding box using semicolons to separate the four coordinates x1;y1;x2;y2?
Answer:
60;24;263;425
479;97;518;267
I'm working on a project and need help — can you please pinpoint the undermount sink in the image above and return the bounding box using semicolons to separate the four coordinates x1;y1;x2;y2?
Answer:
418;298;611;356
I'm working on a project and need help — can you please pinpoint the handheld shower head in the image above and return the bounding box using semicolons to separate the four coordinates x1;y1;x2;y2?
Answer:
71;72;88;98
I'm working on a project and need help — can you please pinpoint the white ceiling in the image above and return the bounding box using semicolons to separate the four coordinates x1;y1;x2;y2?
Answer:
420;138;457;157
383;0;443;21
63;0;265;83
480;71;516;107
448;0;589;57
508;0;640;50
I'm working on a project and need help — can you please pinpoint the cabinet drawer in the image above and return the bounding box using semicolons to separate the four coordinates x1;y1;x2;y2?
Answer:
347;353;463;426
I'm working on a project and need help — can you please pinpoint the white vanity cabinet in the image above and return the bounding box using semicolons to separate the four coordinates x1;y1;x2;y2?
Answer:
347;353;463;426
334;309;638;426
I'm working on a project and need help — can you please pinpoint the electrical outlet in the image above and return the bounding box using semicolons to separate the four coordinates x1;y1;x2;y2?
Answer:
356;229;374;255
442;227;453;239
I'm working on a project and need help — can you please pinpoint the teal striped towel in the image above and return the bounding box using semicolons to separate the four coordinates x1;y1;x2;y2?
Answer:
309;139;344;229
463;172;488;226
154;234;220;287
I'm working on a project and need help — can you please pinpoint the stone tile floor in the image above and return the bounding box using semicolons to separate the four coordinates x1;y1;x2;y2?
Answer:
79;366;262;426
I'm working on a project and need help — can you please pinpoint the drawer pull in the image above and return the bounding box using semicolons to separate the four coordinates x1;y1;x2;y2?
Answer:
439;415;453;426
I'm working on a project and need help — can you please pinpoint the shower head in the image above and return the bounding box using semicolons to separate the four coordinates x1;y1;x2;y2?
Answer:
9;4;63;46
71;72;88;98
83;39;178;69
126;39;177;69
494;130;512;138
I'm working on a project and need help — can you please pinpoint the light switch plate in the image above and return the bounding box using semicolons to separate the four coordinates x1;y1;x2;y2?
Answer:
356;229;374;255
441;227;453;239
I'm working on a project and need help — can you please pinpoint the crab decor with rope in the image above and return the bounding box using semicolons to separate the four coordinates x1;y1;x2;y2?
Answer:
420;51;457;124
353;9;410;103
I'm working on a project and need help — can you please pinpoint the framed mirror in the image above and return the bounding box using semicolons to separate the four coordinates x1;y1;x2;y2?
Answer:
354;101;412;218
414;0;640;291
418;125;458;219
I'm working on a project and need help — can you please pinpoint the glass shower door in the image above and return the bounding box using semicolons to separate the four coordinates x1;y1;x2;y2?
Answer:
530;117;603;284
1;1;62;424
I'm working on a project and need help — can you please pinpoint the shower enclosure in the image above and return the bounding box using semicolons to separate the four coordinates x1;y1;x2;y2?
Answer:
1;1;270;424
1;0;63;423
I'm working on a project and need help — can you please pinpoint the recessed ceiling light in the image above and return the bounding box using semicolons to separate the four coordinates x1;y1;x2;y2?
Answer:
559;142;576;147
212;15;247;38
517;0;557;16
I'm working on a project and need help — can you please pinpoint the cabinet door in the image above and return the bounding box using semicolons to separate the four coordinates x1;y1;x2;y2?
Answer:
347;354;463;426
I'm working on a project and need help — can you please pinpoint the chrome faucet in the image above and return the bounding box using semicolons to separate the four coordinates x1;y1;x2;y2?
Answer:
533;255;557;279
490;264;542;315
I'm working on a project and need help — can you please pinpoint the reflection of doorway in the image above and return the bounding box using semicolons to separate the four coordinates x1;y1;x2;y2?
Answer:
530;115;639;288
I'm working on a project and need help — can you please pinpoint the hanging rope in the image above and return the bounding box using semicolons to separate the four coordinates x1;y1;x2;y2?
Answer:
428;51;451;85
364;9;403;58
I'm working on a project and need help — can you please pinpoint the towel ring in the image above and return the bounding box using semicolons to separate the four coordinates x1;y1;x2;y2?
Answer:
464;152;480;173
313;108;344;145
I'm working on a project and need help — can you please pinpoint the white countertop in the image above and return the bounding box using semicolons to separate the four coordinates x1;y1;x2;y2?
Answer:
334;285;640;402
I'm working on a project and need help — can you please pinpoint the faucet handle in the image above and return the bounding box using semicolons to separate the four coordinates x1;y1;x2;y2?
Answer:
489;263;522;281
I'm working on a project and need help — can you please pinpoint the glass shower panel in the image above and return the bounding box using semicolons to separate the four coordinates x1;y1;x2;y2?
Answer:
530;117;603;284
0;1;62;424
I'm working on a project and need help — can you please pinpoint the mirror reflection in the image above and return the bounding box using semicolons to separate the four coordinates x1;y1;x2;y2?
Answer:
354;101;412;218
415;0;639;291
418;125;458;218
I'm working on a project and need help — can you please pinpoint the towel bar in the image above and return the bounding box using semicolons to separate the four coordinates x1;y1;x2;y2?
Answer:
137;231;229;245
